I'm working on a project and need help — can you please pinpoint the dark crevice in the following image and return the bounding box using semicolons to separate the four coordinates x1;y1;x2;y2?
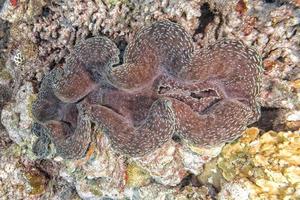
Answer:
177;173;218;199
190;89;218;99
168;18;178;23
182;11;187;19
253;107;287;131
264;0;289;6
42;6;51;17
190;92;201;99
171;134;181;142
157;85;171;94
34;160;53;180
48;60;57;70
277;56;284;63
215;13;223;39
115;36;128;65
85;32;94;39
289;29;297;38
72;26;79;46
178;173;201;189
194;3;216;36
264;0;276;3
34;159;62;181
199;98;221;114
262;47;279;60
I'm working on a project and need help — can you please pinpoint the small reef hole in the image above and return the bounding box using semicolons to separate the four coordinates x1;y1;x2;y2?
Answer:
194;3;216;36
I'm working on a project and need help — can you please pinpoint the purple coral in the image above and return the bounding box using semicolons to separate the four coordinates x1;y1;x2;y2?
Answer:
31;20;262;159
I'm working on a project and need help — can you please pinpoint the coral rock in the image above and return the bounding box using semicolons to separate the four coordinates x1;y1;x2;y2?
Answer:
218;128;300;199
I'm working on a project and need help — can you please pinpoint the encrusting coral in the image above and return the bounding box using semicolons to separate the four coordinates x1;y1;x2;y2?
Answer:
31;20;262;159
218;128;300;199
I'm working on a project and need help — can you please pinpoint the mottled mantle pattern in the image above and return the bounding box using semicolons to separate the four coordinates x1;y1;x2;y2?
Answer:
31;20;262;159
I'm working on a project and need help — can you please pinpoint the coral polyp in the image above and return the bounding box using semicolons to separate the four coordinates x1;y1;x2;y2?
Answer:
31;20;262;159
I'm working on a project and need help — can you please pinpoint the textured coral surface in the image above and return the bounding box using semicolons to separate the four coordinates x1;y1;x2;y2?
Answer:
0;0;299;199
218;128;300;199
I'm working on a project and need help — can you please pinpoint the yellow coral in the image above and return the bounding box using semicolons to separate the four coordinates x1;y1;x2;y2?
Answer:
291;79;300;89
125;162;151;188
24;168;47;195
218;128;300;199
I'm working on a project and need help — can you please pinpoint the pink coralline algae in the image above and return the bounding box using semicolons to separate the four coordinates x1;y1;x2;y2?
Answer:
31;20;262;159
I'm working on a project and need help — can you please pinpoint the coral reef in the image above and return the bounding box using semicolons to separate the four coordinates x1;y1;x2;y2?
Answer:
217;128;300;199
197;128;300;199
218;130;300;199
0;0;299;199
131;141;187;186
59;128;127;199
31;20;262;159
124;182;217;200
1;81;35;144
0;144;30;199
